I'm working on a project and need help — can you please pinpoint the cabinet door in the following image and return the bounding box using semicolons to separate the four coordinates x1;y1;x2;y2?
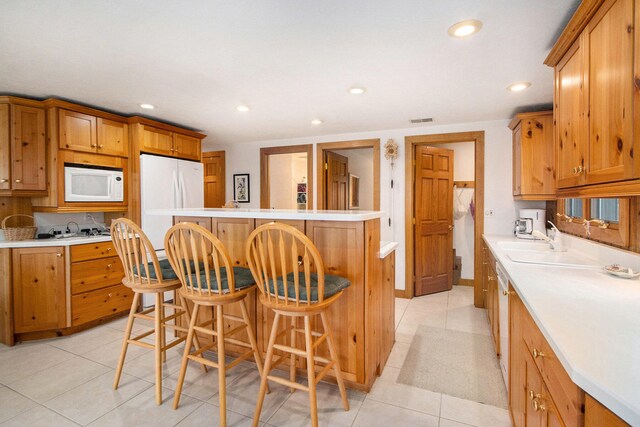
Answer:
173;133;201;161
509;287;526;427
584;0;634;184
59;109;97;153
97;118;128;157
520;115;555;197
140;125;173;156
556;39;587;189
0;104;10;190
12;247;66;333
513;124;522;196
525;348;545;427
11;105;46;191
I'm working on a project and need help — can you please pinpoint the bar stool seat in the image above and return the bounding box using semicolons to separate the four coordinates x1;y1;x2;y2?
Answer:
183;266;256;293
265;271;351;302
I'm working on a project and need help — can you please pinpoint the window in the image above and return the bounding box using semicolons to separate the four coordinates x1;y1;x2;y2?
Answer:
590;198;619;223
557;197;628;248
564;198;583;219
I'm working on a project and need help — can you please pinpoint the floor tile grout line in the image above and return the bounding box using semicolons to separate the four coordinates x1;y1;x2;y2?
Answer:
169;399;206;427
439;415;477;427
0;401;83;427
364;393;442;419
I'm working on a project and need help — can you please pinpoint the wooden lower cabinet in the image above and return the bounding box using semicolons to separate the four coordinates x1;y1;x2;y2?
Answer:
71;284;132;326
510;285;585;427
379;250;395;372
12;247;66;333
585;394;630;427
483;244;499;355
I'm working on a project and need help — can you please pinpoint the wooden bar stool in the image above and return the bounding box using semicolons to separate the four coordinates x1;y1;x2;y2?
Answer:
164;222;266;427
245;222;351;427
111;218;206;405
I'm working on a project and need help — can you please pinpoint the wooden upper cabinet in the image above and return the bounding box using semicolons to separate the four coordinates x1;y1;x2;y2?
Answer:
59;109;97;153
552;0;636;192
12;247;66;333
0;101;47;195
97;118;128;157
173;133;201;161
59;109;128;157
510;111;555;199
584;0;634;185
140;125;174;156
139;124;202;160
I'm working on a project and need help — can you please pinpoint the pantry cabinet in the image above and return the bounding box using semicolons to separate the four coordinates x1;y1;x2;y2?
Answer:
59;109;128;157
550;0;636;191
12;247;66;333
510;111;555;200
0;100;47;195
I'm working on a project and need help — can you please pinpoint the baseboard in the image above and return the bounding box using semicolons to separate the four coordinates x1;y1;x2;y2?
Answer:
394;289;411;299
458;279;475;286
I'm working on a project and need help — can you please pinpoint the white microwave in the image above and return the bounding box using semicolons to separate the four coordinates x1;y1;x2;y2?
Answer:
64;165;124;202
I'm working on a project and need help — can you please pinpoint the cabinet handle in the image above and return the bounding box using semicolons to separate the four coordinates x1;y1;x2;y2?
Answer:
532;399;546;412
91;144;97;148
108;293;113;298
98;144;104;149
502;290;512;296
482;288;487;293
528;390;542;400
106;248;112;251
0;179;7;183
56;253;63;257
107;264;112;269
15;179;21;183
532;348;545;358
488;276;496;281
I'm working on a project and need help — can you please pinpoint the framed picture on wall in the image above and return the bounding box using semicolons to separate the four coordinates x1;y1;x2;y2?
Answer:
233;173;250;203
348;173;360;209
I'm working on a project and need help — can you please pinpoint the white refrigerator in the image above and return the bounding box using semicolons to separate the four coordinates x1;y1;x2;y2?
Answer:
140;154;204;306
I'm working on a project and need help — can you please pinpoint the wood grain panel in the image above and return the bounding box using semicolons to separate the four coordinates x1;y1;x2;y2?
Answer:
11;105;46;191
173;133;201;161
203;151;225;208
59;109;97;153
70;256;124;295
0;249;13;346
12;247;66;333
71;284;132;326
140;124;173;157
379;251;395;373
585;394;630;426
0;104;9;191
97;118;128;157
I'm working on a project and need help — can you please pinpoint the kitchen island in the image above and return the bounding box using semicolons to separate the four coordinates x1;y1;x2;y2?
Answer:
148;208;395;391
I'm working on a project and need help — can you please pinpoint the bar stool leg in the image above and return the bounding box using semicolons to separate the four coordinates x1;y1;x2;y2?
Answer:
304;315;319;427
239;298;268;393
160;297;167;363
321;311;349;411
179;295;207;373
154;293;163;405
253;312;280;427
113;291;140;389
289;316;297;393
174;303;200;409
216;305;227;427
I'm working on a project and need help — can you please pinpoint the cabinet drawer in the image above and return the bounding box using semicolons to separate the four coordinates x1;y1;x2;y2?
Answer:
71;256;124;295
71;284;132;326
522;310;584;427
71;241;116;262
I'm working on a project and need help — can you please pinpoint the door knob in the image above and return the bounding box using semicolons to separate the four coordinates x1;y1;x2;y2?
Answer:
448;225;454;231
0;179;7;183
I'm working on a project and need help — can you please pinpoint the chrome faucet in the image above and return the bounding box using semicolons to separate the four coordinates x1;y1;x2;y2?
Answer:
531;221;566;252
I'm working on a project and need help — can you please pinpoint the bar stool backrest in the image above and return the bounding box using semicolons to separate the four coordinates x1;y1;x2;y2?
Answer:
111;218;166;287
246;222;325;306
164;222;237;296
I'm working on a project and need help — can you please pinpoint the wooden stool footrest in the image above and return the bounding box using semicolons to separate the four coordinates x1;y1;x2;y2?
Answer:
130;329;155;342
223;338;252;349
293;327;323;338
188;354;219;369
161;336;186;352
312;332;328;350
161;310;186;323
162;303;183;310
164;324;189;333
225;350;254;370
127;339;155;350
273;343;307;357
222;313;244;322
269;354;288;371
314;361;336;385
267;375;309;392
133;313;155;321
191;342;218;357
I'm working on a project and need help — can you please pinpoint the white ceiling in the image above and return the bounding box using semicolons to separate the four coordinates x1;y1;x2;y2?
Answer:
0;0;578;144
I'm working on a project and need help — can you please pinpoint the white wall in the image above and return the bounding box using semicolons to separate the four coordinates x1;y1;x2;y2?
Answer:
268;154;295;209
332;148;374;211
439;142;475;280
206;119;544;291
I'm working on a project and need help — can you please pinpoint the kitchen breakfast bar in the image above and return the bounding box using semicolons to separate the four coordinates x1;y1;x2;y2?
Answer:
148;208;397;391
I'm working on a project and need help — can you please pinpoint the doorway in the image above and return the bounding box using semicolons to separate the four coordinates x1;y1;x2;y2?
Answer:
202;151;225;208
260;145;313;209
405;132;485;307
317;139;380;210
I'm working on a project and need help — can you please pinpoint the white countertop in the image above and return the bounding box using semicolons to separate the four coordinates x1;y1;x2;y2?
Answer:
148;208;383;221
483;234;640;426
0;235;112;248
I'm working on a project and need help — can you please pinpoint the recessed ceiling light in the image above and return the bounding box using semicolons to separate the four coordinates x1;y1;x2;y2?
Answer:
236;105;250;112
447;20;482;38
507;82;531;92
311;119;323;125
348;87;366;95
139;103;155;109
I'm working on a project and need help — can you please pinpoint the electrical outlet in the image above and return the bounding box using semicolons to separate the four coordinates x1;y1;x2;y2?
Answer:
485;209;495;217
85;213;92;221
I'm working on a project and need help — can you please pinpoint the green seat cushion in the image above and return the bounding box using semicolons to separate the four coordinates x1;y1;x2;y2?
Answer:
266;272;350;302
133;258;180;280
185;266;255;293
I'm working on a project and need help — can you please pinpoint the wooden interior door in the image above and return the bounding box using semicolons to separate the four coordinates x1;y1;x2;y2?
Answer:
325;151;348;210
414;146;454;296
202;151;225;207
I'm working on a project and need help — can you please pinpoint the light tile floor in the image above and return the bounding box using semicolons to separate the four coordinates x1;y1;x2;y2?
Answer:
0;285;512;426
